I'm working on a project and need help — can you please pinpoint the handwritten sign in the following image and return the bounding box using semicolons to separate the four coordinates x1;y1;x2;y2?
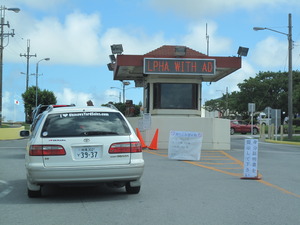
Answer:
168;131;203;161
243;139;259;178
144;58;216;75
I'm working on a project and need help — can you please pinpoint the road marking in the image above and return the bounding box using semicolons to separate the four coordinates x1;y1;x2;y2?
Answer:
144;150;300;198
0;180;13;198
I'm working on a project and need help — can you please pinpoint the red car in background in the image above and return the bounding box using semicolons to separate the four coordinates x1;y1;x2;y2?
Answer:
230;120;259;135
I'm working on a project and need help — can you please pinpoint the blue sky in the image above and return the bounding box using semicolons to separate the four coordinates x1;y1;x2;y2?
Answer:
2;0;300;122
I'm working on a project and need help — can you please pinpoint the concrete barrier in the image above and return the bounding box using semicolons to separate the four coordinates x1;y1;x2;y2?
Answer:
0;126;25;140
127;116;230;150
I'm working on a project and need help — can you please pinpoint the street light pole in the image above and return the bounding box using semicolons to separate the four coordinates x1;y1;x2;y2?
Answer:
253;13;293;139
111;81;131;103
287;13;293;139
122;81;130;103
35;58;50;108
0;5;20;125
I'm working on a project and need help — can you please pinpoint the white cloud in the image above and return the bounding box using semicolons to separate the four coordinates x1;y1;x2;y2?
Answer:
100;27;169;55
2;91;24;122
252;36;288;69
6;7;236;67
6;11;104;65
28;12;103;65
55;88;93;107
182;22;232;55
8;11;170;66
202;60;256;102
55;88;127;107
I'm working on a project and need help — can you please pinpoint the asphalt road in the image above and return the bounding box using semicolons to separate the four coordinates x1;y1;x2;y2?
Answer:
0;137;300;225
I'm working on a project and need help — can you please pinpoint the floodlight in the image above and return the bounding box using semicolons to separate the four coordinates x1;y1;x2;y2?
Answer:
175;46;186;56
253;27;266;31
111;44;123;55
109;54;116;63
107;63;114;71
237;46;249;57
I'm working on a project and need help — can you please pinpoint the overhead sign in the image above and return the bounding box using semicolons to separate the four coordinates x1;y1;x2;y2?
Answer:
144;58;216;75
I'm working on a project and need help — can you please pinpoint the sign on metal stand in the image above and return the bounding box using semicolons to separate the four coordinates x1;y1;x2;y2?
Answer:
241;139;261;180
248;103;255;135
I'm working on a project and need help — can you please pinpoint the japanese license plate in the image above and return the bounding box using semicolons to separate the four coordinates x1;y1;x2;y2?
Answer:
74;146;100;159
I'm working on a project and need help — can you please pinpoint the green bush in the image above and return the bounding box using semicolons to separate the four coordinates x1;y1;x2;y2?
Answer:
293;118;300;127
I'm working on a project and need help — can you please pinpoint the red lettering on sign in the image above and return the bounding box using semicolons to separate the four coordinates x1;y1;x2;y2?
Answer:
147;61;153;71
185;61;191;72
145;58;214;74
208;62;213;72
191;62;197;72
174;61;181;72
148;60;170;72
153;61;159;71
202;62;213;73
174;61;198;73
202;62;207;72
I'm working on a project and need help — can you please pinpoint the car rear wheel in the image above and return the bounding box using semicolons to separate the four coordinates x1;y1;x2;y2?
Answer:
125;183;140;194
28;188;42;198
253;128;258;135
230;128;235;135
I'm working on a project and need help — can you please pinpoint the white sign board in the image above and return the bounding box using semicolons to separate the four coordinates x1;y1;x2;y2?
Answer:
248;103;255;113
168;131;203;161
243;139;259;178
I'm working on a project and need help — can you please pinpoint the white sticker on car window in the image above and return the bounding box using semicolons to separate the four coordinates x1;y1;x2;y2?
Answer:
42;131;48;136
59;112;109;118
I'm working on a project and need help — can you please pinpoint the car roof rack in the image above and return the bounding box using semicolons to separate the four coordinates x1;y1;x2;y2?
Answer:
46;104;76;112
106;103;119;111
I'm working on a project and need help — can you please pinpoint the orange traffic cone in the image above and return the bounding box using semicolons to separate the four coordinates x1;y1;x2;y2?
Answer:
136;128;147;148
148;129;159;150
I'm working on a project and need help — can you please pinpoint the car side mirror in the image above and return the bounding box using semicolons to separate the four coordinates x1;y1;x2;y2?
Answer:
20;130;30;137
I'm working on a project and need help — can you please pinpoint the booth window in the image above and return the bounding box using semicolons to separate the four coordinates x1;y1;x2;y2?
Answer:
153;83;198;109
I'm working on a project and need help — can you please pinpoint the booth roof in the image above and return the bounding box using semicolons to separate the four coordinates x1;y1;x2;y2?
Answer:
113;45;241;82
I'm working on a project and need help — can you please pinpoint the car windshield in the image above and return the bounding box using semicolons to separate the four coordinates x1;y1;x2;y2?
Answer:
41;112;131;137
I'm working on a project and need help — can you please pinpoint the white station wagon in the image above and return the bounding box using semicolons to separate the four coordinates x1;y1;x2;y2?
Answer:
20;106;144;197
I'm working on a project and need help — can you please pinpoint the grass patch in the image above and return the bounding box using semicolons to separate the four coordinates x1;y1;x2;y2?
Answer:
22;123;30;130
283;136;300;142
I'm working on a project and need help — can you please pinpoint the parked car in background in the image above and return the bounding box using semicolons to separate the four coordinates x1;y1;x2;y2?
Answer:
20;106;144;197
31;104;49;123
31;104;75;131
230;120;259;135
31;104;75;123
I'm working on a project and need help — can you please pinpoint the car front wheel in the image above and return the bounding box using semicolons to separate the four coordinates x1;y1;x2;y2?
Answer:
230;128;235;135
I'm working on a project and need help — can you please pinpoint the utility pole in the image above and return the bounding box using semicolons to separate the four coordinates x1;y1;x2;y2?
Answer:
20;39;36;91
0;6;20;125
20;39;36;123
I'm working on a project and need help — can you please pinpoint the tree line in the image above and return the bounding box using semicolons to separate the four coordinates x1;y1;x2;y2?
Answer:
22;87;141;123
22;71;300;123
204;71;300;120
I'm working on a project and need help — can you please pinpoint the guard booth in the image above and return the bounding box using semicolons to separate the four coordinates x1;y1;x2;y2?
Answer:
110;45;241;150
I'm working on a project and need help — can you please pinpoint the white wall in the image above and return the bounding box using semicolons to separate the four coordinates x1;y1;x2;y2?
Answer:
127;116;230;150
